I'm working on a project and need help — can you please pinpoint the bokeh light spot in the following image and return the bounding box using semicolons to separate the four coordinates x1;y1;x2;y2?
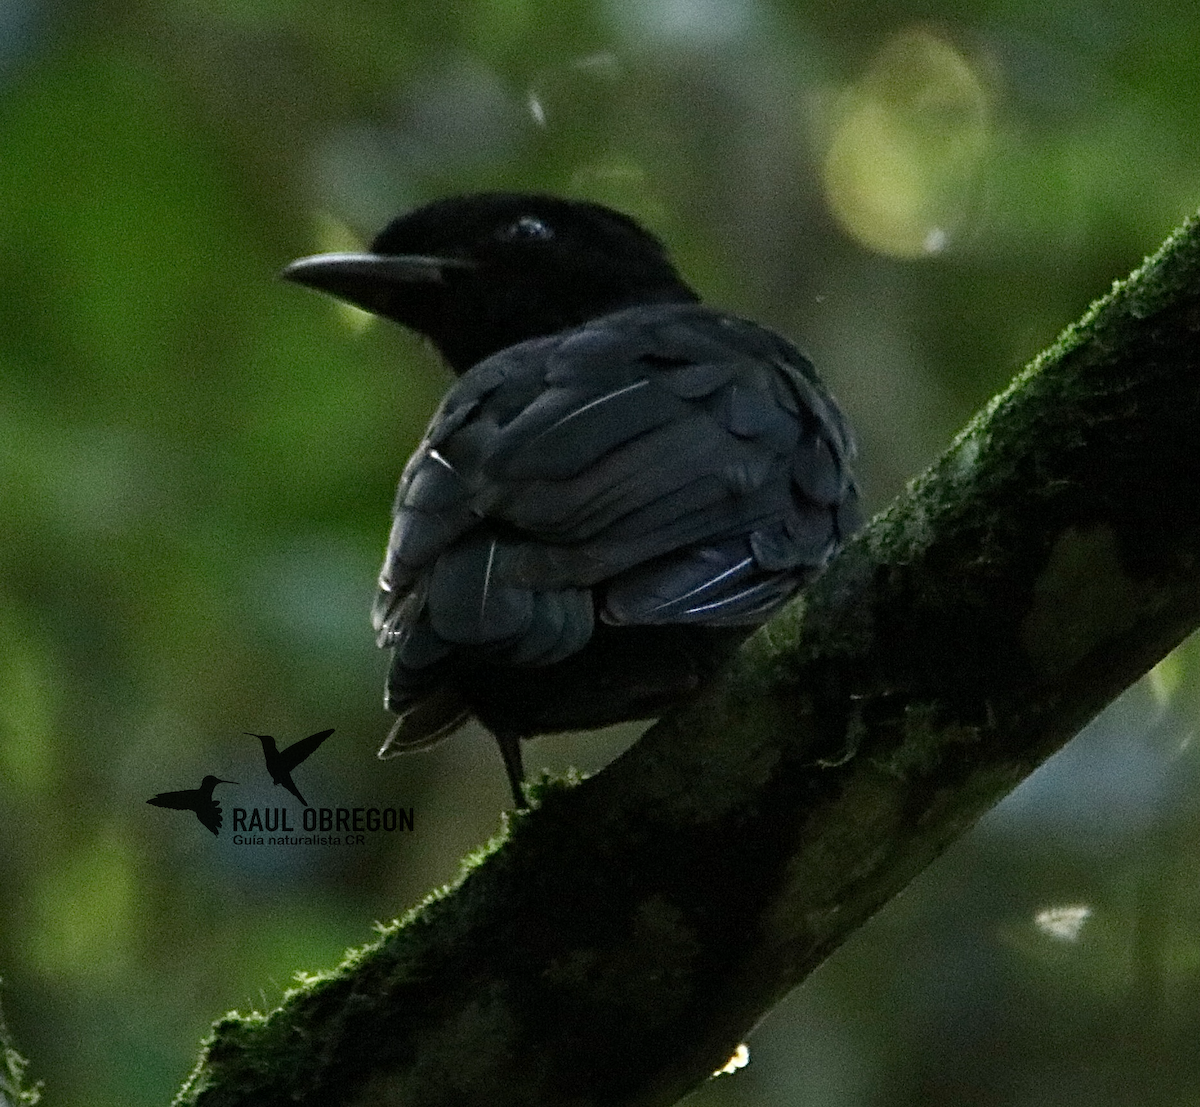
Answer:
1034;903;1092;942
714;1042;751;1076
822;28;991;258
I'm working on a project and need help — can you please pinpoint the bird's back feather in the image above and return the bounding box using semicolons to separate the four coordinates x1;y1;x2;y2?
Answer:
373;302;859;745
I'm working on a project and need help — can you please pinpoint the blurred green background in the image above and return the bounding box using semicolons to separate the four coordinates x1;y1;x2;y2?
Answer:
2;1;1200;1104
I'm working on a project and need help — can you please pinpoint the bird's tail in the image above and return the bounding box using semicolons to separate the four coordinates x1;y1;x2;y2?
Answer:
378;688;470;758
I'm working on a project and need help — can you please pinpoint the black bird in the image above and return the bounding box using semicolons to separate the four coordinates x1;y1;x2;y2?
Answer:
147;775;237;836
245;728;335;806
283;193;860;808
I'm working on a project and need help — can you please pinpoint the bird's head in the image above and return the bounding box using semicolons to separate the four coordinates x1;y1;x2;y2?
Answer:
200;776;237;789
281;192;699;373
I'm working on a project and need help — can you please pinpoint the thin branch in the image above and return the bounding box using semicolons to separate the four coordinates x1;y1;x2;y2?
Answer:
175;211;1200;1107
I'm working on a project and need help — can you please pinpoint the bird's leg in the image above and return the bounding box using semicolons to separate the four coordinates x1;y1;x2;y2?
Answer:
494;730;528;809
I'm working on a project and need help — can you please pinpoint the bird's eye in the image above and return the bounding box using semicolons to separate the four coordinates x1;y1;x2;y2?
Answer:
500;216;554;241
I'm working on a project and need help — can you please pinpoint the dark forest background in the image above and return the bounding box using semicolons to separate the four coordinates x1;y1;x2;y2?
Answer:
2;1;1200;1104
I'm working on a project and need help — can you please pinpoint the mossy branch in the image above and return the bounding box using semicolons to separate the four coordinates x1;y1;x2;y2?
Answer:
0;989;40;1106
175;211;1200;1107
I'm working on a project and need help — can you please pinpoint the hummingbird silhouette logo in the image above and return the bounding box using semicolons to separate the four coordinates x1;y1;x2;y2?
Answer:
146;776;237;835
245;728;335;806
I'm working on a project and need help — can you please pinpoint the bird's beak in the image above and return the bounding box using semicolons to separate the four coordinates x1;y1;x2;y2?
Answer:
280;252;474;316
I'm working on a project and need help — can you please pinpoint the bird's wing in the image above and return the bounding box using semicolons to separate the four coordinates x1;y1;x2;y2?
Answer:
374;302;859;674
146;790;195;811
279;728;335;771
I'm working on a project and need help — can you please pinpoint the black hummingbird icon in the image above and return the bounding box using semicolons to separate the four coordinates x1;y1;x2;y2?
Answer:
245;729;335;806
146;775;237;835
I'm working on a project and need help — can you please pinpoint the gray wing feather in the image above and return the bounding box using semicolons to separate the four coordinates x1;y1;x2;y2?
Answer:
375;303;860;688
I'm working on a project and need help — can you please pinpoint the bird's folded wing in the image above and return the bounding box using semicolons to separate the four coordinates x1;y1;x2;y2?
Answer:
278;728;336;771
373;303;859;661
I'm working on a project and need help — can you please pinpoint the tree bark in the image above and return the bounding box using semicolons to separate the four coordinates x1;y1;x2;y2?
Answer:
175;211;1200;1107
